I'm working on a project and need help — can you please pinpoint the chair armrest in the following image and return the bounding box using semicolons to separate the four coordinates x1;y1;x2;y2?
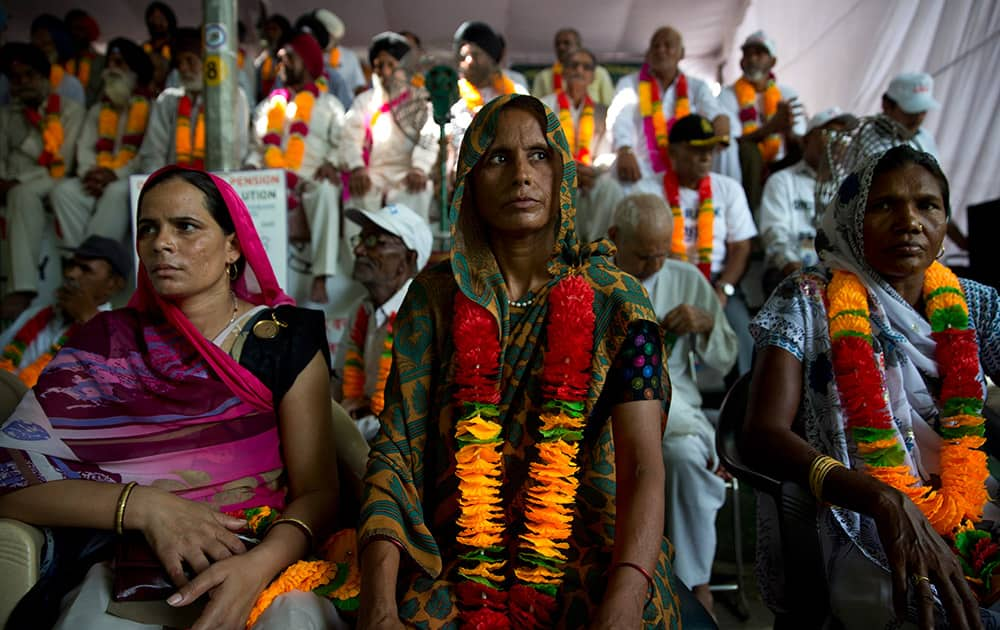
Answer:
0;518;44;627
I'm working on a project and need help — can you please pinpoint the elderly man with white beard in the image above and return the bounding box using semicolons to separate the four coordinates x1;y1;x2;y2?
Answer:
49;38;155;249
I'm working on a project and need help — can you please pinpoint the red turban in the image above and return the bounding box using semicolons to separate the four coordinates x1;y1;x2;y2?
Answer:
287;33;324;80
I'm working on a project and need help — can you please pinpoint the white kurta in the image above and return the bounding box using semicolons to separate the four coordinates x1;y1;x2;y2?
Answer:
137;88;249;173
341;86;439;219
540;92;622;242
640;258;737;588
1;97;86;294
247;89;345;278
758;161;821;271
607;72;724;184
50;98;148;247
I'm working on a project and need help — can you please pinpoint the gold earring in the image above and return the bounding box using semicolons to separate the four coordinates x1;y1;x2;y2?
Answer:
228;262;238;281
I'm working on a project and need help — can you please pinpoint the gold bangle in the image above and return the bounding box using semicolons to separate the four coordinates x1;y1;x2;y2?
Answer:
115;481;138;535
808;455;845;501
268;517;314;549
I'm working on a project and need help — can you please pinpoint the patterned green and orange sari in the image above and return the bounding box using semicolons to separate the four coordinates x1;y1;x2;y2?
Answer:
360;94;682;628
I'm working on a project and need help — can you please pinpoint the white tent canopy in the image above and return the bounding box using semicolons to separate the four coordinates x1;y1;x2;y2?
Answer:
8;0;999;261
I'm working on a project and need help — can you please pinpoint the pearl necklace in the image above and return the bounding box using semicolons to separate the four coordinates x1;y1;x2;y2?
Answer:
507;294;535;308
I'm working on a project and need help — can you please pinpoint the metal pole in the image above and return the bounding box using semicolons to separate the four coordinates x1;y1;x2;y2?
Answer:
203;0;238;171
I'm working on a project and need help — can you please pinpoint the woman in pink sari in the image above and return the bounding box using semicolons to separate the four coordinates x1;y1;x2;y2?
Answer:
0;166;341;629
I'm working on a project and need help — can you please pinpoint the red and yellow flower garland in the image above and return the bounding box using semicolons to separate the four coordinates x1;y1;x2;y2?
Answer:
551;62;563;92
0;306;75;388
262;84;319;172
96;93;151;170
827;261;988;539
24;93;67;178
734;75;782;162
453;274;596;629
638;64;689;173
341;306;395;416
555;90;594;166
664;172;714;280
175;95;205;169
458;74;517;113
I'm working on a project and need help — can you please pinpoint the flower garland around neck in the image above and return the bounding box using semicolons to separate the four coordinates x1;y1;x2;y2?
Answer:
453;274;596;629
25;93;66;178
664;171;713;280
49;64;65;91
341;305;395;416
262;84;319;172
552;62;563;92
175;94;205;169
65;53;93;87
734;74;782;162
827;262;990;561
96;92;151;169
143;41;171;61
215;506;360;629
638;64;689;173
458;73;517;113
328;47;341;69
363;90;411;166
0;306;75;388
556;90;594;166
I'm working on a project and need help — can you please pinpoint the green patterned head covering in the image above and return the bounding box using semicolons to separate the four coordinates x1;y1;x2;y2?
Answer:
449;94;582;315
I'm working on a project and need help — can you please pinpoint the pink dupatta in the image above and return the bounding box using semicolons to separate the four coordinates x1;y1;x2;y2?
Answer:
128;166;294;412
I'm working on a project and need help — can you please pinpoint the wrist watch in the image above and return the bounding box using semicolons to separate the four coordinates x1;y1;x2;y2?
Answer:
716;281;736;297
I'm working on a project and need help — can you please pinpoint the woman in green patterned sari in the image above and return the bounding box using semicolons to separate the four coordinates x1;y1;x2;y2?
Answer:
357;94;681;629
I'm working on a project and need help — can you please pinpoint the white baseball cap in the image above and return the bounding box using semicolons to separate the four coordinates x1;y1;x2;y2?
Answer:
314;10;345;42
885;72;940;114
806;107;858;134
741;30;776;57
346;204;433;271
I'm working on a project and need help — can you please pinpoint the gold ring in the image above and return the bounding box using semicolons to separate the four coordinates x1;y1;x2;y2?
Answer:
911;574;931;586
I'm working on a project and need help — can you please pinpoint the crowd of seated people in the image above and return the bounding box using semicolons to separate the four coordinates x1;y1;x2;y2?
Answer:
0;5;991;629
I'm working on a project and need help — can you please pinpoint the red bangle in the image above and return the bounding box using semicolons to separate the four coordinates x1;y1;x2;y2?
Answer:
610;561;655;606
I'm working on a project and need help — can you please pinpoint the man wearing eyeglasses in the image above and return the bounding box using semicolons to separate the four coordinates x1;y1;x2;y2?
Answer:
541;48;621;242
332;203;432;440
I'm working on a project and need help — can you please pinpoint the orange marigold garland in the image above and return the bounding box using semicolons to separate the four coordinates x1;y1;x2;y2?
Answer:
26;94;66;178
175;95;205;169
454;275;596;629
551;62;563;92
638;64;689;173
341;306;395;416
262;84;319;172
734;74;782;162
224;507;360;628
95;93;152;170
555;91;594;166
827;262;994;597
664;171;714;280
0;306;75;388
65;53;93;88
458;74;517;113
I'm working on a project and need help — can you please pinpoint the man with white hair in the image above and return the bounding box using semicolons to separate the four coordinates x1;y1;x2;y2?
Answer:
332;203;432;441
608;26;730;197
608;192;737;615
313;9;367;96
49;38;154;249
343;32;438;220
